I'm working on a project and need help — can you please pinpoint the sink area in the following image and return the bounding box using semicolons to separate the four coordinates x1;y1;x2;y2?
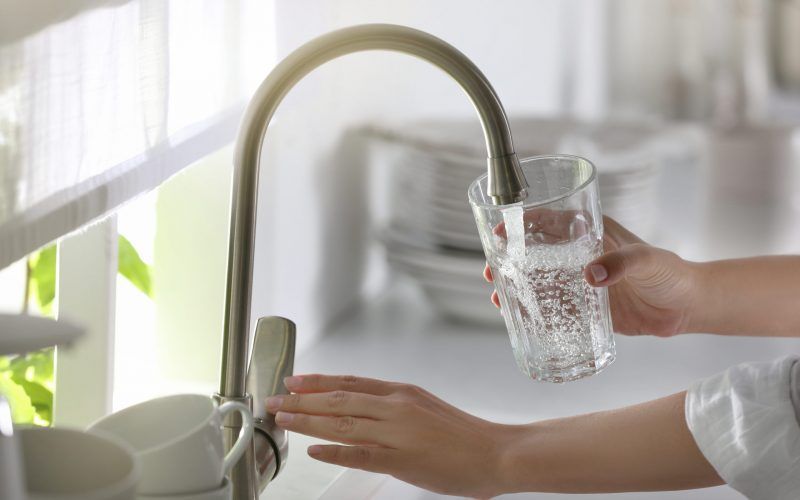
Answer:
260;277;797;499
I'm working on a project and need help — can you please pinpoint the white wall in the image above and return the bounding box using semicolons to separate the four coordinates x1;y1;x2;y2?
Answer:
250;1;605;353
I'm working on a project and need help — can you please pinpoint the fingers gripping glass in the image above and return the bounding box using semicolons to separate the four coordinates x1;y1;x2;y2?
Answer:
469;155;615;382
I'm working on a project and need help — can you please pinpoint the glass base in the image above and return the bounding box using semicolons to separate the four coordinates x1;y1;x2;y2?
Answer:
522;350;616;383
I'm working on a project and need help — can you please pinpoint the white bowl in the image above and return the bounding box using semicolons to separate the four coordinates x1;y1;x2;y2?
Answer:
20;426;139;500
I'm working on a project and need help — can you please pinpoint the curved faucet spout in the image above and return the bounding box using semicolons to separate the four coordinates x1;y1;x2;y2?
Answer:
218;23;528;499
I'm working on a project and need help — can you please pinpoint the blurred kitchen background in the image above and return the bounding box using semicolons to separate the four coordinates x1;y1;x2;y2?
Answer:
263;0;800;348
1;1;800;497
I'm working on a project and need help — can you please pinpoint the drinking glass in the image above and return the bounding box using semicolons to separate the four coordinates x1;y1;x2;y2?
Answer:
468;155;615;382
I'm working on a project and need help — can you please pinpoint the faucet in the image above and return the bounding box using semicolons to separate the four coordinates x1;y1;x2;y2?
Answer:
214;23;529;499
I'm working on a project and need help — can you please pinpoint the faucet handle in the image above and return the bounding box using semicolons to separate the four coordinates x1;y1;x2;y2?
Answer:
248;316;296;416
246;316;296;491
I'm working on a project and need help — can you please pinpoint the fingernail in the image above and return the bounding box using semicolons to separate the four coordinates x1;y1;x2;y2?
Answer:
275;412;294;425
308;445;322;457
284;376;302;390
265;395;284;411
589;264;608;282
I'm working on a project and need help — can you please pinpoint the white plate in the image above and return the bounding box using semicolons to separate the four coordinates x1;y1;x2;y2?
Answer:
420;281;502;326
0;314;84;356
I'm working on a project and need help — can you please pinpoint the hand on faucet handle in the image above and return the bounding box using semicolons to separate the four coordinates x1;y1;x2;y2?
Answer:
265;374;519;499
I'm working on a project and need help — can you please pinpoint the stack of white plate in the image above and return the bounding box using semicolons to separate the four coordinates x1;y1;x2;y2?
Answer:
559;124;668;239
389;146;486;252
379;229;498;325
380;119;580;253
367;118;695;325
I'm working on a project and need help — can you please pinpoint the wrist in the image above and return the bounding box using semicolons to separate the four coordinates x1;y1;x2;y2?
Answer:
493;423;544;495
684;261;718;334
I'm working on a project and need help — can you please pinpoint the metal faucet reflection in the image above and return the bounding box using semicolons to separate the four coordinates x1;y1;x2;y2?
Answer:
215;24;529;499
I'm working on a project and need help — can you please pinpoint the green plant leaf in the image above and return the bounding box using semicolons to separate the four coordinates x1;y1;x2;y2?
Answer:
10;349;54;388
6;349;55;425
118;234;153;298
8;356;28;380
0;373;36;423
14;379;52;424
29;244;57;316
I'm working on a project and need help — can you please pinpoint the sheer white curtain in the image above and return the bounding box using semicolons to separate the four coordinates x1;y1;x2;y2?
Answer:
0;0;274;269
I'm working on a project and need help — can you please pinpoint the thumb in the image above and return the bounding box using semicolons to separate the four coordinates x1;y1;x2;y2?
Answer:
584;244;654;287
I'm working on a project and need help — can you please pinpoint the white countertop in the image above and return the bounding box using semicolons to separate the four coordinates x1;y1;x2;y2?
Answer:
264;278;800;499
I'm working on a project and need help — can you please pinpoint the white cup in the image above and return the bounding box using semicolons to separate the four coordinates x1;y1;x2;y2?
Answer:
19;426;139;500
88;394;253;496
136;478;231;500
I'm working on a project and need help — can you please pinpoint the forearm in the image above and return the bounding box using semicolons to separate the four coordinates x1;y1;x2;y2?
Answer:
498;392;723;494
689;256;800;336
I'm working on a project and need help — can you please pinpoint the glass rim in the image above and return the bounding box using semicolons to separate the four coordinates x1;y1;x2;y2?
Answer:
467;154;597;210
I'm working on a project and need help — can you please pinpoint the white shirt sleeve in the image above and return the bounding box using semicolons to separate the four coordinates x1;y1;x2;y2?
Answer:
685;356;800;500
